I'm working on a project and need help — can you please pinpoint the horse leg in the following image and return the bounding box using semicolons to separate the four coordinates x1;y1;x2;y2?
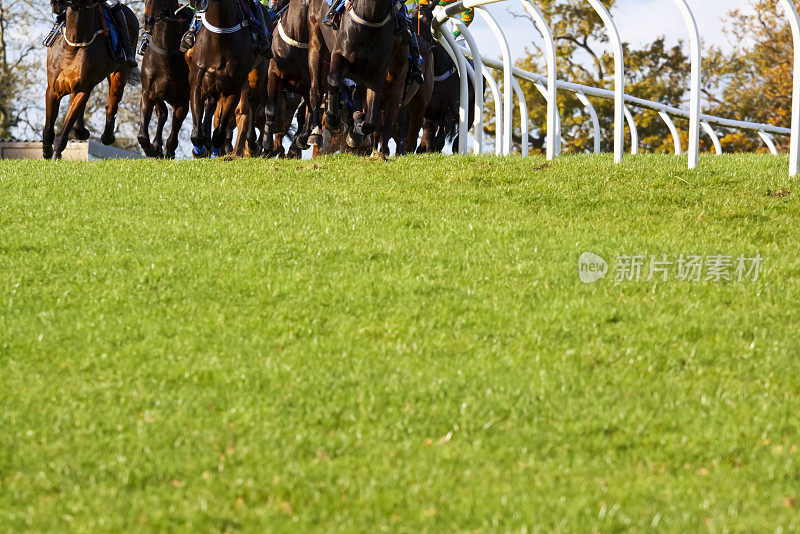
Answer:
349;85;381;148
212;94;239;157
73;114;90;141
379;91;403;157
189;76;207;157
165;104;189;160
263;68;280;153
325;53;344;131
202;98;216;153
418;118;435;153
43;86;62;160
233;88;253;157
308;38;327;148
138;92;157;157
406;101;425;155
153;101;168;158
53;91;91;159
101;72;127;146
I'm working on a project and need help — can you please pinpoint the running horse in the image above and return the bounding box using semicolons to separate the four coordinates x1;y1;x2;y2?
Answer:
263;0;312;155
137;0;193;158
43;0;139;159
186;0;266;157
307;0;409;155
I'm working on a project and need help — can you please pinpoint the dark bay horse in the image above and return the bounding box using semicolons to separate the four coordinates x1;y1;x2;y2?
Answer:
392;4;433;155
307;0;409;154
186;0;265;157
410;1;462;153
44;0;139;159
263;0;312;154
138;0;193;158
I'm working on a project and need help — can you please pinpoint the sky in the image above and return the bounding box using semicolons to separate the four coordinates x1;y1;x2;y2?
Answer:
465;0;754;63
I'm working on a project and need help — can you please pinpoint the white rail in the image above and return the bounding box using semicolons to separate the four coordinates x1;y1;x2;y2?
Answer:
431;0;797;176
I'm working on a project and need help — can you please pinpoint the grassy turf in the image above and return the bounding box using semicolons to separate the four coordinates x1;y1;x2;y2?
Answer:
0;154;799;531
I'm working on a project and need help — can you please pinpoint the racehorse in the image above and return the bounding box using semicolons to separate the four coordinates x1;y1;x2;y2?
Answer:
43;0;139;159
410;1;462;153
263;0;312;155
393;4;433;155
186;0;266;157
307;0;409;154
138;0;193;158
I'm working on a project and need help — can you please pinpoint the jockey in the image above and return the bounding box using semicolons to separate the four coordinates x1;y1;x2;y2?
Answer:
179;0;271;57
321;0;424;87
45;0;137;68
418;0;474;37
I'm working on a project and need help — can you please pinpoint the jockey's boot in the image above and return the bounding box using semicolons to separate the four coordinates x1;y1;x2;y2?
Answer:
407;30;424;86
110;4;138;68
322;0;344;29
43;13;66;47
251;2;272;58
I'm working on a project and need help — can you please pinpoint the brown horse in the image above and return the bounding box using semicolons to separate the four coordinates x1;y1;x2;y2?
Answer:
307;0;409;154
138;0;193;158
186;0;265;157
263;0;312;154
44;0;139;159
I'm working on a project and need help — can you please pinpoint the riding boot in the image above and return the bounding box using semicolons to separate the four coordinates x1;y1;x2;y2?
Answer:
44;12;66;47
322;0;345;29
110;4;137;67
250;2;272;58
407;30;424;85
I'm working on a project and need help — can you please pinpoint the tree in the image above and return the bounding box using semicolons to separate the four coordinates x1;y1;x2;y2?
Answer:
703;0;800;153
511;0;693;155
0;0;50;138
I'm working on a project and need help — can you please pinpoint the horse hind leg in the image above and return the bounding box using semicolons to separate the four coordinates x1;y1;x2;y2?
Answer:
153;101;168;158
102;71;128;146
43;86;62;160
53;91;91;159
138;92;157;157
165;104;189;160
233;89;253;158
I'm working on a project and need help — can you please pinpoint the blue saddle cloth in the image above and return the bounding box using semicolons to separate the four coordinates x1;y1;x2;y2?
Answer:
99;5;119;52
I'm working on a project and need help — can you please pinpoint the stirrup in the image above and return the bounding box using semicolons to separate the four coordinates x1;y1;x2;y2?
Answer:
180;32;195;53
43;22;64;47
322;12;341;29
137;35;149;56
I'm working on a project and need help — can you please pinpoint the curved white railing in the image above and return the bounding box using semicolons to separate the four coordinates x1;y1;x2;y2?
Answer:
431;0;796;176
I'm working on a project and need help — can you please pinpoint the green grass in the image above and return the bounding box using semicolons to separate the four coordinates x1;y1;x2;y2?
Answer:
1;154;799;532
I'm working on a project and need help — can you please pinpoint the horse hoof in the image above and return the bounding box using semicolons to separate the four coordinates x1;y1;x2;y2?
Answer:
192;145;207;158
347;133;362;148
74;127;90;141
308;134;323;147
210;147;222;159
43;146;53;160
325;112;342;131
101;132;115;146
